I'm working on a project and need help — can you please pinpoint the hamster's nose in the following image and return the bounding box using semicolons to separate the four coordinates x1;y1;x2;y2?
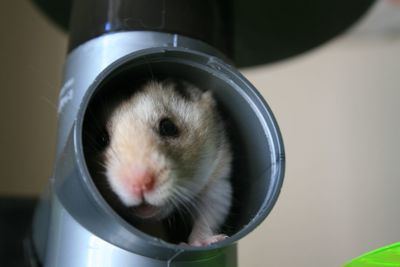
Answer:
130;168;155;196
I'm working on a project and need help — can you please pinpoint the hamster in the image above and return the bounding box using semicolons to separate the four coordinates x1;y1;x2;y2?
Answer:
88;79;232;246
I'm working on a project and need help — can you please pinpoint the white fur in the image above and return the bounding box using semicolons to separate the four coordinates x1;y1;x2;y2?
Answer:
104;80;232;245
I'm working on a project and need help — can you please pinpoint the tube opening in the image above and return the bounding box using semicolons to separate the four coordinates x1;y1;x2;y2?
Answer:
81;49;284;247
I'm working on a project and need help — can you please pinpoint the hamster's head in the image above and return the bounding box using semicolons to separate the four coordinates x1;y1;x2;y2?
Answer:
103;80;229;220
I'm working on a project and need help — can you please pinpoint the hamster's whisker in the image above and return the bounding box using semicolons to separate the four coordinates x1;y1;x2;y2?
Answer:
174;185;197;203
175;185;214;232
107;145;123;165
173;188;201;219
169;187;191;211
170;198;190;229
94;160;107;169
170;187;196;219
168;192;192;233
173;186;202;222
83;132;103;151
166;215;172;229
85;107;106;133
175;179;202;190
143;55;155;80
39;96;58;113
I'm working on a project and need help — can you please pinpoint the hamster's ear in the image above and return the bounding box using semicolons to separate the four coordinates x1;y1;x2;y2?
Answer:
200;91;217;108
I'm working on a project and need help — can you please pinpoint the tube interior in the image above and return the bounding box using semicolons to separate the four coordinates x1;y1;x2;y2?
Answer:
82;51;283;244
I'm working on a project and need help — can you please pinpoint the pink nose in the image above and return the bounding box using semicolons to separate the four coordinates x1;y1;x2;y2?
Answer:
130;168;155;196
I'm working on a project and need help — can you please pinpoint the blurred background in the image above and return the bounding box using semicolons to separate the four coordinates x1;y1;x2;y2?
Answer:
0;1;399;266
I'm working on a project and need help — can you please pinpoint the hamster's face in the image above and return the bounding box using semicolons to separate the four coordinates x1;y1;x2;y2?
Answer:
103;81;221;220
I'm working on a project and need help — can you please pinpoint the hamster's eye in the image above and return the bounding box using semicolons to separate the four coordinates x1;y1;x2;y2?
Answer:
158;118;179;138
99;128;110;148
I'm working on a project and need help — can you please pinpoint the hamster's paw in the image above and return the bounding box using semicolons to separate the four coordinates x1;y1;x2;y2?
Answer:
189;234;228;247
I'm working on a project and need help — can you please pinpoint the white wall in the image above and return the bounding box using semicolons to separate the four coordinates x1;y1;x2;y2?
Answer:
239;2;400;265
0;1;66;195
1;1;399;266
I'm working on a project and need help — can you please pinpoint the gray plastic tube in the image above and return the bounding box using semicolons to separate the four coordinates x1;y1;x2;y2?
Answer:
32;31;285;267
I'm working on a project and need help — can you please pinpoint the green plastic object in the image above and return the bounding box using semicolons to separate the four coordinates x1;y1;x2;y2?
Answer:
344;243;400;267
